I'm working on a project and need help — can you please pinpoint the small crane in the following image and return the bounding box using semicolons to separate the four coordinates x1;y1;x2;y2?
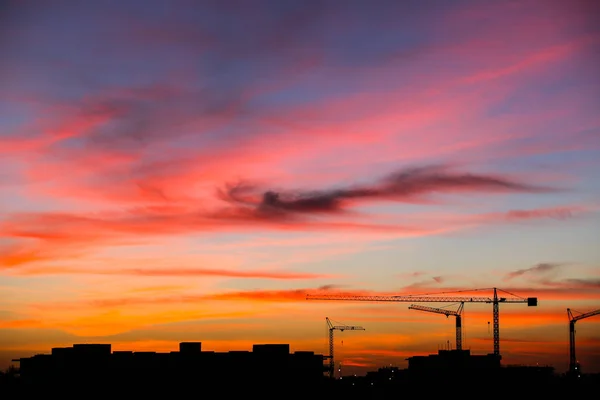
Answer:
325;317;365;379
567;307;600;377
408;302;464;350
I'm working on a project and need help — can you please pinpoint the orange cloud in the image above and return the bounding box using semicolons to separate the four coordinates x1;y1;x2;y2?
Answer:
23;283;597;313
0;319;42;329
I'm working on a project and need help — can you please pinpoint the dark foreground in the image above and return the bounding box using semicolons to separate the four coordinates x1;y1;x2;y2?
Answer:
2;371;599;397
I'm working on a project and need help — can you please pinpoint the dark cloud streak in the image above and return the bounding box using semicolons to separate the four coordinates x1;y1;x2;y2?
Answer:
221;165;559;219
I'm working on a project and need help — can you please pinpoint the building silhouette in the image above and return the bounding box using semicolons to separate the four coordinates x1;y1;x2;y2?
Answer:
6;343;599;395
11;342;326;394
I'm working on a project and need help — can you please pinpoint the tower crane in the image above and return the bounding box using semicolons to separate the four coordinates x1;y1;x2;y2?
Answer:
325;317;365;379
567;307;600;377
408;302;464;350
307;287;537;359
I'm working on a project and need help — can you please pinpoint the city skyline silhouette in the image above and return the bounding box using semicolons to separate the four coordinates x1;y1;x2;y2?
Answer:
4;337;599;394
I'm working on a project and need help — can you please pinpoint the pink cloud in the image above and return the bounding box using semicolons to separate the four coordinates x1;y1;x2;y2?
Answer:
5;27;592;216
14;266;336;280
1;164;563;269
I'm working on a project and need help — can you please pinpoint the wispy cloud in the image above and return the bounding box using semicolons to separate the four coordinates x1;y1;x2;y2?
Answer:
28;281;600;311
504;208;578;221
505;262;564;281
538;277;600;290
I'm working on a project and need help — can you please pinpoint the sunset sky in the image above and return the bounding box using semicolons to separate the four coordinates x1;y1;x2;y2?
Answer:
1;0;599;376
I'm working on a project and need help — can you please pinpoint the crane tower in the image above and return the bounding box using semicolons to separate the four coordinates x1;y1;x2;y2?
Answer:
325;317;364;379
308;287;537;359
567;307;600;377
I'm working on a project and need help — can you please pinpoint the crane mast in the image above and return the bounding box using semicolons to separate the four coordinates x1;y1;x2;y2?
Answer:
567;308;600;376
308;287;537;359
325;317;365;379
408;302;464;350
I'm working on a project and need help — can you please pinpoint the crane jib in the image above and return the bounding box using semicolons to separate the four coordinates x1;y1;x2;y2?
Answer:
307;295;538;306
